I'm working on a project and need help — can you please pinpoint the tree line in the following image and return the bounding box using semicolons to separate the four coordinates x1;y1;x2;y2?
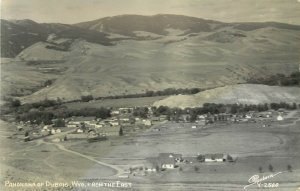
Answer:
2;96;299;125
247;72;300;86
15;107;111;125
131;102;299;121
79;87;207;102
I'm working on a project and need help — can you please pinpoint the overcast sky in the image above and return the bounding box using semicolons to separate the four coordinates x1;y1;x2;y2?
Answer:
1;0;300;24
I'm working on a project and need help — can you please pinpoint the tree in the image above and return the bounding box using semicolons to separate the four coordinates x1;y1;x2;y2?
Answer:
24;131;30;142
268;164;274;172
81;95;94;102
10;99;21;107
133;107;149;118
197;155;205;162
287;164;292;172
119;127;123;136
227;155;234;162
155;165;160;172
44;79;53;87
53;119;65;127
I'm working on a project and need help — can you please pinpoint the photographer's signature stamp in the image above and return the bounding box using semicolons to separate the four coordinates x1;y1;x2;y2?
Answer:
244;172;283;189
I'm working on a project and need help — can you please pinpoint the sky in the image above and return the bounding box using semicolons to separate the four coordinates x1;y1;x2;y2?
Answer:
1;0;300;25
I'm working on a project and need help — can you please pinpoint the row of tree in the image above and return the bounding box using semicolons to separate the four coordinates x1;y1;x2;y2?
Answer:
79;87;207;102
247;72;300;86
130;102;299;121
16;107;111;125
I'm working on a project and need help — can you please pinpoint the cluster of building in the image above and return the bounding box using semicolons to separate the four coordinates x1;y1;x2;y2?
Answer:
178;110;286;125
144;152;233;171
20;106;289;142
19;106;171;142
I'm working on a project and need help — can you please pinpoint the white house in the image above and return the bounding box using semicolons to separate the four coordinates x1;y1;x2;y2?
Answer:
51;128;61;134
68;116;96;126
67;123;77;128
110;121;120;126
94;124;104;128
158;153;182;169
76;129;84;133
56;129;62;133
277;115;283;121
204;154;225;162
43;125;49;130
161;158;175;169
111;110;120;115
245;114;252;119
143;119;152;126
145;168;157;172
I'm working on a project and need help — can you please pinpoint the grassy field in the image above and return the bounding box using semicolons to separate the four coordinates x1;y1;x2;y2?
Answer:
1;110;300;191
65;111;300;191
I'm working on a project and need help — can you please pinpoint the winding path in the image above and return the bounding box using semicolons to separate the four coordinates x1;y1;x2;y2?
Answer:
41;140;124;178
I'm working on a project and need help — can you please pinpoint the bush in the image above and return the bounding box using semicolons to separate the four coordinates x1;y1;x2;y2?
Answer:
227;155;234;162
197;155;205;162
268;164;274;172
287;165;292;172
10;99;21;107
119;127;123;136
81;95;94;102
54;118;65;127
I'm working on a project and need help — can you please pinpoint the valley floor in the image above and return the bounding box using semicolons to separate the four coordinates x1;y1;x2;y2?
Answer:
1;110;300;191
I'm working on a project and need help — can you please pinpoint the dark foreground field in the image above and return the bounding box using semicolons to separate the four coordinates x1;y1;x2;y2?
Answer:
1;110;300;191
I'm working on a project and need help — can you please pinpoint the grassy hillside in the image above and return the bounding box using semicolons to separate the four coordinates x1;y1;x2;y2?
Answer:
0;19;112;58
1;15;300;103
75;14;300;36
153;84;300;108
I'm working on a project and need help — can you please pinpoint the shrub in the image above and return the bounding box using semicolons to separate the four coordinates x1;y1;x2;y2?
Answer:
268;164;274;172
81;95;94;102
287;165;292;172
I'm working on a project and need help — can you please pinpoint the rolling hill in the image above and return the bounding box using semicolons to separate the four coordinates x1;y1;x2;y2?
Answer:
0;19;112;58
153;84;300;109
1;14;300;103
75;14;300;36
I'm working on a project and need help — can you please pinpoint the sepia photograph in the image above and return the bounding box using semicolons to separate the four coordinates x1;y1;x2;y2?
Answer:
1;0;300;190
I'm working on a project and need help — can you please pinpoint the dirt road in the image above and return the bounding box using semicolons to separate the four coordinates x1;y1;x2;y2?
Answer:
41;140;124;178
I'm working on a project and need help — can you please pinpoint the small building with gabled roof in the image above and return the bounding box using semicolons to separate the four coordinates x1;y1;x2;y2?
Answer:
204;154;225;162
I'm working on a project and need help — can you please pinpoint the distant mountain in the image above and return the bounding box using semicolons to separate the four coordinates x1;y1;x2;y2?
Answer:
1;19;112;57
74;14;300;36
74;14;224;36
2;14;300;58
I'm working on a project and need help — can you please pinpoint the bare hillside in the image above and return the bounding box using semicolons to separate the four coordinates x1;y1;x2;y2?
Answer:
153;84;300;108
1;15;300;102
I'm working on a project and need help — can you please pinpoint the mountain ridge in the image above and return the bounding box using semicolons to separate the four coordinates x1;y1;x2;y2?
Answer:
2;14;300;57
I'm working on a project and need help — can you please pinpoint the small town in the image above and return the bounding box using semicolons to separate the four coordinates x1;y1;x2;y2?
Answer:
3;101;298;180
